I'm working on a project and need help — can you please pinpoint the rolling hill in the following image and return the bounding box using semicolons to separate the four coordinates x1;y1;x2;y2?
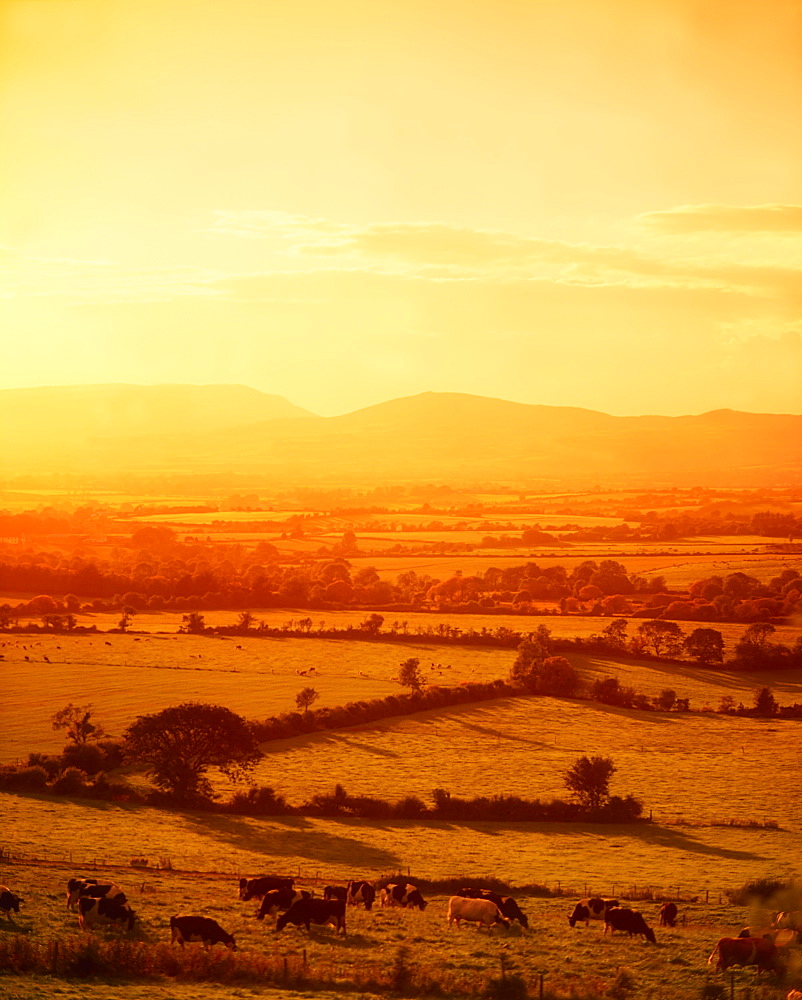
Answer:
2;386;800;486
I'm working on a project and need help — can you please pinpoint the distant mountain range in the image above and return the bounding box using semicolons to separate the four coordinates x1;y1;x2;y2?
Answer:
2;384;800;486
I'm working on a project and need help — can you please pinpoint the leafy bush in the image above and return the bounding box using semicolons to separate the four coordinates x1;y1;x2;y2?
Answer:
60;741;105;775
26;751;61;779
0;763;49;792
726;877;801;905
51;766;86;796
224;785;292;815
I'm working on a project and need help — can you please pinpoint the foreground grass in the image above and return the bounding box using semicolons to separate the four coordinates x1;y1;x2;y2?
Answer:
1;859;800;1000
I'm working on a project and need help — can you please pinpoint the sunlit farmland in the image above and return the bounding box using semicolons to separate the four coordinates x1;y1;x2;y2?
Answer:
247;695;802;829
4;792;801;895
4;851;798;1000
3;630;801;764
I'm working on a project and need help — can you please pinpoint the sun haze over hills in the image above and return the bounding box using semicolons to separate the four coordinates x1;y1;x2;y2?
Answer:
0;0;800;419
2;384;800;487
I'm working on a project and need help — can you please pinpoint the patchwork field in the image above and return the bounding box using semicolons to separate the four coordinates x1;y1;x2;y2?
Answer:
1;815;801;999
3;631;801;764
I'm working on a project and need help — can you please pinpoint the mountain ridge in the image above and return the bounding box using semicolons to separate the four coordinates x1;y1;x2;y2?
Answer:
1;384;799;486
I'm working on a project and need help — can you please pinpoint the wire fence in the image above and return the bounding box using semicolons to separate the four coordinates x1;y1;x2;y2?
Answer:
0;845;733;904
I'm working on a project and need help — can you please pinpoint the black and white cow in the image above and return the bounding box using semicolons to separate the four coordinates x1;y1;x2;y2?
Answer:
256;888;312;920
67;879;126;912
480;892;529;929
275;898;346;936
77;895;136;932
347;880;376;910
324;885;348;902
66;877;97;910
238;875;294;901
568;897;619;928
0;886;23;920
381;882;427;910
170;915;237;950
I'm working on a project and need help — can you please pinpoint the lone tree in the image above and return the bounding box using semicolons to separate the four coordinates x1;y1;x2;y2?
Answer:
636;620;684;658
52;703;105;744
296;686;320;714
683;628;724;664
509;625;552;689
563;755;616;812
123;702;261;803
398;657;423;692
179;612;206;634
753;686;778;718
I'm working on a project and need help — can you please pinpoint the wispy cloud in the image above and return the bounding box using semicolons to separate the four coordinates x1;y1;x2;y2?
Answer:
639;204;802;234
206;212;799;298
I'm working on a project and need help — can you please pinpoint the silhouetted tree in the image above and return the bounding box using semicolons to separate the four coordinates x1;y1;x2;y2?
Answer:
753;686;778;717
123;702;261;803
296;686;319;714
683;628;724;664
636;619;684;657
398;657;423;692
509;625;552;689
52;703;105;745
179;611;206;634
563;755;616;812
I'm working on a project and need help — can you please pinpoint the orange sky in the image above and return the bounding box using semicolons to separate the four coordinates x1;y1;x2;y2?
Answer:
1;0;800;416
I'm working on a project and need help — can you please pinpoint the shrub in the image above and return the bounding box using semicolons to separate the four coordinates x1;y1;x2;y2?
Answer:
52;766;87;796
0;764;49;792
60;741;105;775
225;785;291;815
726;877;800;905
26;752;61;779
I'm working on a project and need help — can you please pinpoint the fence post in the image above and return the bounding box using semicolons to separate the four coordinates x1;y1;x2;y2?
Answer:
52;939;59;975
539;972;544;999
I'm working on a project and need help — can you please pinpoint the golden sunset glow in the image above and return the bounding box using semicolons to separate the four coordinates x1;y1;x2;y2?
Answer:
1;0;800;417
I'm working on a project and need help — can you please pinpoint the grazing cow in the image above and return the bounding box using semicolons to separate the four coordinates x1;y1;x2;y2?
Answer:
604;907;656;943
347;880;376;910
256;888;312;920
66;877;97;910
659;902;678;927
475;891;529;929
708;937;783;975
774;911;802;931
275;898;346;936
0;886;23;920
447;896;510;931
456;887;486;899
238;875;294;901
77;895;136;932
324;885;348;902
381;883;427;910
170;915;236;950
67;879;126;911
568;897;619;928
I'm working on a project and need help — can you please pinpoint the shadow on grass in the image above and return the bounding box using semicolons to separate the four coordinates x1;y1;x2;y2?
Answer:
274;929;376;948
0;920;34;935
184;813;400;870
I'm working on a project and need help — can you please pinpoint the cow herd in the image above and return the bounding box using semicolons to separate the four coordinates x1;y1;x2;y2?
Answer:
2;874;800;988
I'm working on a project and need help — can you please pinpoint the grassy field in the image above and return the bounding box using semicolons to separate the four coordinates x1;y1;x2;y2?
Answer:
1;844;800;999
3;631;801;763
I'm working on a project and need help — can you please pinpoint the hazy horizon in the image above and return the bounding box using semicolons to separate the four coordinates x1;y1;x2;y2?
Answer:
1;0;800;418
2;380;802;420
